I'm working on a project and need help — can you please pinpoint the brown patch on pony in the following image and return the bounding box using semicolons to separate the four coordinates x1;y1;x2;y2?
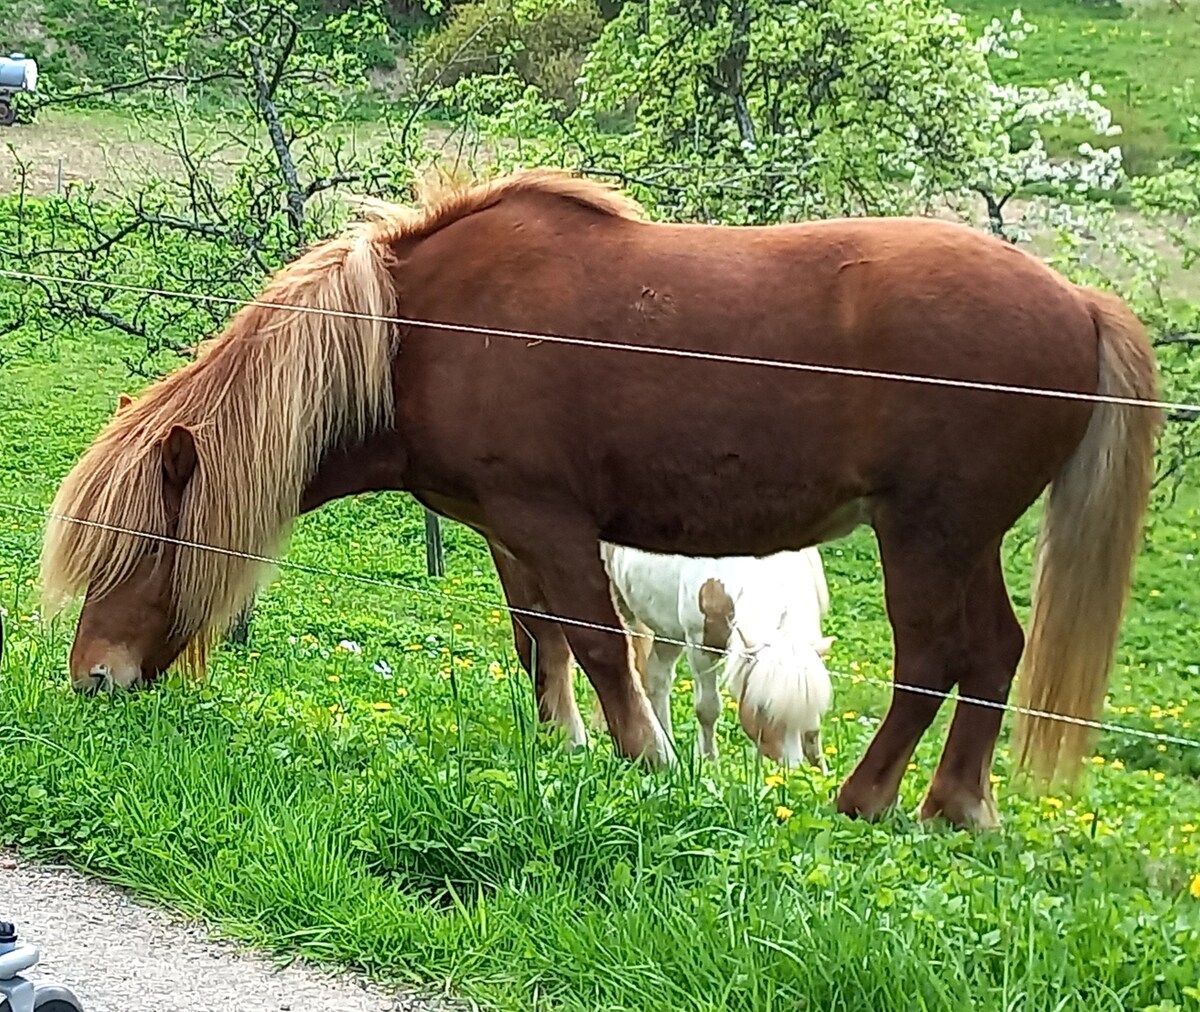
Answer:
698;577;734;653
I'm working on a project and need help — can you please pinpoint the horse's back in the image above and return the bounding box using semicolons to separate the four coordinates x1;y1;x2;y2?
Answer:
399;199;1104;557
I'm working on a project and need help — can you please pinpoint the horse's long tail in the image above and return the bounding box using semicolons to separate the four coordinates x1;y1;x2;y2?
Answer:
1012;288;1160;784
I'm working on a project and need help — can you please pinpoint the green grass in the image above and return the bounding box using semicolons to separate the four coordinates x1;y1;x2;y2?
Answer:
954;0;1200;174
2;314;1200;1009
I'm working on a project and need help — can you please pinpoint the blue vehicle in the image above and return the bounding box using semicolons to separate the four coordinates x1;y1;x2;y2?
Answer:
0;53;38;126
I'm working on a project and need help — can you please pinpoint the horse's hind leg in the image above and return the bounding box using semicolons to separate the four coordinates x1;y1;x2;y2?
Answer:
490;541;587;748
836;516;975;822
485;502;674;766
920;550;1022;830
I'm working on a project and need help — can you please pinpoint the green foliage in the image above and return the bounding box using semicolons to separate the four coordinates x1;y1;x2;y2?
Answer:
412;0;603;108
450;0;998;225
1;299;1199;1010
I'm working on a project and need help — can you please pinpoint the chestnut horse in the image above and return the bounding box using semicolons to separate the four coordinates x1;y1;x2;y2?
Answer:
41;169;1159;829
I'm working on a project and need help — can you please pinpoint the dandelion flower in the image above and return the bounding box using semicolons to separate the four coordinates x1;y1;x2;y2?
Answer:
1091;756;1106;766
371;701;393;712
328;674;340;684
765;774;785;788
842;710;858;721
1190;874;1200;900
1182;824;1195;834
775;805;794;822
1153;771;1165;782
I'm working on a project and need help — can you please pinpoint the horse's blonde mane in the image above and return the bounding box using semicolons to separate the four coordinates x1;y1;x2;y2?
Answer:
39;168;639;667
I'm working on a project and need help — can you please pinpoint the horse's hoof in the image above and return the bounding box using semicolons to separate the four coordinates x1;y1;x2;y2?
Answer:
919;789;1001;831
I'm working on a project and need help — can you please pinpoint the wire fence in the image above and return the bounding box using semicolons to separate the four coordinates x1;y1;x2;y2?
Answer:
0;249;1198;755
1;495;1198;753
2;268;1198;415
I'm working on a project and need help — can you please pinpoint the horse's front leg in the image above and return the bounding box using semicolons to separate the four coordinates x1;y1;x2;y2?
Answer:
488;540;587;749
484;500;675;766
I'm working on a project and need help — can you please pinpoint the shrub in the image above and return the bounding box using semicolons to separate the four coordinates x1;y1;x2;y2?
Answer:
412;0;603;108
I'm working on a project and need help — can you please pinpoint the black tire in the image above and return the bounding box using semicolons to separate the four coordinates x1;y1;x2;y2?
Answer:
0;101;15;127
34;999;84;1012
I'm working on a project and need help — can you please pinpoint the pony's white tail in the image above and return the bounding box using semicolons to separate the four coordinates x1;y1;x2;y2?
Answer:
730;640;833;769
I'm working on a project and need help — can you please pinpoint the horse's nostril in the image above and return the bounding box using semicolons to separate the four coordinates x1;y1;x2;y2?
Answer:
88;665;113;695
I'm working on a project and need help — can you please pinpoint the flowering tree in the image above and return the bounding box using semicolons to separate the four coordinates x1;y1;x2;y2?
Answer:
967;9;1126;239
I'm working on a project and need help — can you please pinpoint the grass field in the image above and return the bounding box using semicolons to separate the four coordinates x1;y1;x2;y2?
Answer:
1;273;1200;1009
0;5;1199;1004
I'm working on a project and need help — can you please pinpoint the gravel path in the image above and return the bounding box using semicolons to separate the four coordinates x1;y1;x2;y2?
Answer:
0;853;446;1012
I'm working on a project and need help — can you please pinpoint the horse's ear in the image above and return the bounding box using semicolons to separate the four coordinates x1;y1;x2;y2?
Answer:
117;393;133;413
160;425;198;489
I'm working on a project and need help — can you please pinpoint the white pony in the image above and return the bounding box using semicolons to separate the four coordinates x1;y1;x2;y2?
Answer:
600;544;834;769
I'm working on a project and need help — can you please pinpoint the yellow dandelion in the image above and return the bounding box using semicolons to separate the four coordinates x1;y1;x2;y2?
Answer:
1091;756;1106;766
765;774;785;788
405;643;421;652
1153;771;1165;782
1182;824;1195;834
327;674;340;684
371;701;393;712
453;623;464;631
397;686;409;697
328;704;343;715
775;805;794;822
679;679;693;692
1078;812;1095;824
906;762;917;772
1149;589;1162;598
1043;797;1063;809
1156;744;1167;753
1190;874;1200;900
248;651;260;659
322;597;332;605
842;710;858;721
824;744;837;756
1109;758;1124;770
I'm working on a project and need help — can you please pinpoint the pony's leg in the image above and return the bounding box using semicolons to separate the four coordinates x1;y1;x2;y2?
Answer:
836;517;975;822
802;730;828;774
920;550;1023;830
685;644;723;760
489;542;587;748
485;504;674;766
645;642;683;743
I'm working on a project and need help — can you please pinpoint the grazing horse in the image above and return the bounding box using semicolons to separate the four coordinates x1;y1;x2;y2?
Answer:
41;169;1160;829
599;543;834;769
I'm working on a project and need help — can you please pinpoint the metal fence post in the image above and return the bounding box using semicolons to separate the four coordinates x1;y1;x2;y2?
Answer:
424;508;445;578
